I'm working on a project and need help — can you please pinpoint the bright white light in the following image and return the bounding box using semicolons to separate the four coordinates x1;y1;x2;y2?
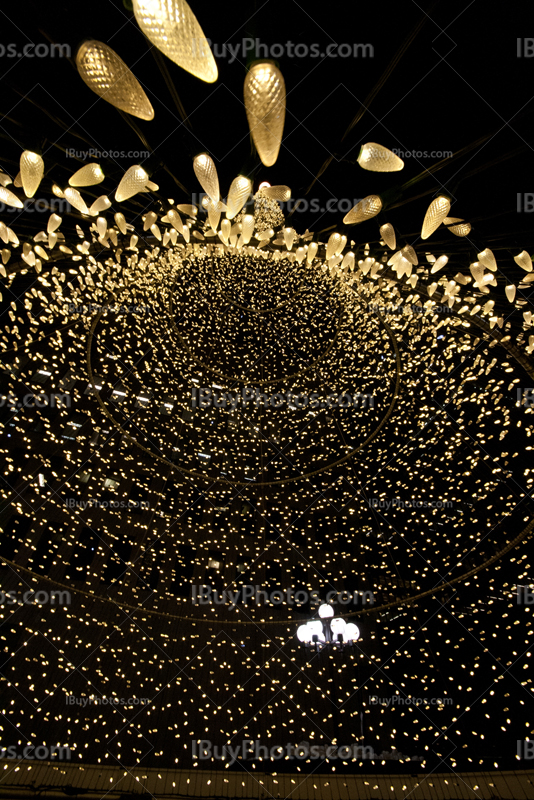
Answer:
318;603;334;619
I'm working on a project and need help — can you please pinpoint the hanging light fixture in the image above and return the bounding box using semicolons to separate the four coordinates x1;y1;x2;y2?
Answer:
20;151;44;198
76;40;155;121
244;61;286;167
357;142;404;172
297;604;360;651
132;0;217;83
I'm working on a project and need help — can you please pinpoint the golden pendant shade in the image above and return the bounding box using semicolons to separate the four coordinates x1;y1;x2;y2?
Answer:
226;176;252;219
343;195;382;225
20;151;44;198
421;195;450;240
69;163;105;188
115;165;151;202
357;142;404;172
76;40;154;121
193;153;220;205
380;223;396;249
244;61;286;167
132;0;217;83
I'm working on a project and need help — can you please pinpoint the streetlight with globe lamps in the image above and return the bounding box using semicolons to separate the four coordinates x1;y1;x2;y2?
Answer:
296;603;360;652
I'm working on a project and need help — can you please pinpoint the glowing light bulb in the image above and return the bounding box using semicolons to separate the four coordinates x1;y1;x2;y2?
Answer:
244;61;286;167
47;214;62;233
207;199;221;232
20;151;44;198
283;227;296;250
343;195;382;225
505;284;516;303
514;250;533;272
326;233;342;259
114;213;127;235
447;221;471;237
0;187;23;209
76;40;154;120
259;184;291;202
306;242;318;263
478;248;497;272
380;223;396;249
241;215;254;244
64;188;89;215
193;154;219;205
69;163;105;188
431;255;448;274
115;165;151;202
421;195;450;240
357;142;404;172
133;0;217;83
226;176;252;219
318;604;334;619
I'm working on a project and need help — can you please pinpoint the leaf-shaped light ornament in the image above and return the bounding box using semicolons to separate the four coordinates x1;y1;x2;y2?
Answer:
193;153;220;205
380;223;396;249
20;151;44;198
226;176;252;220
76;40;154;120
115;165;151;202
343;195;382;225
357;142;404;172
244;61;286;167
421;195;450;240
69;163;105;188
133;0;217;83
